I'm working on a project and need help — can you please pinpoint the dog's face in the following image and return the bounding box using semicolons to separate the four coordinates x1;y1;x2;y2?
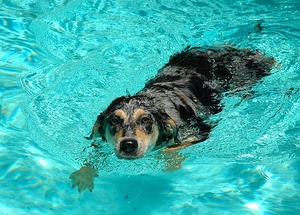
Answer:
88;96;177;159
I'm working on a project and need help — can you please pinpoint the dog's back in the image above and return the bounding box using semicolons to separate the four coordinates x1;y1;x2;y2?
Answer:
165;45;274;91
139;45;275;142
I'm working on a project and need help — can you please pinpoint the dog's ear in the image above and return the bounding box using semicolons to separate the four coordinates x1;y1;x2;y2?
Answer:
162;118;178;143
86;96;127;141
86;113;107;141
152;108;178;144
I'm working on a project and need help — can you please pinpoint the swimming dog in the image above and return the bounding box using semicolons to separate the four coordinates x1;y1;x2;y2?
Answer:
70;45;275;192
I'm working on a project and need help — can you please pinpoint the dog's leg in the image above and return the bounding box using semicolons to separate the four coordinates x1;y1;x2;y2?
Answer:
158;140;193;172
156;136;199;172
163;135;198;152
69;167;98;192
157;150;189;172
162;141;193;152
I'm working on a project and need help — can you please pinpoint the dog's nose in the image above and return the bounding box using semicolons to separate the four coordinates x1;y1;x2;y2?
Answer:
120;139;138;153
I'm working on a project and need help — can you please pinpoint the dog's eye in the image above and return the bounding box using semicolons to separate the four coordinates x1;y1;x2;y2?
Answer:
110;119;118;126
141;117;150;124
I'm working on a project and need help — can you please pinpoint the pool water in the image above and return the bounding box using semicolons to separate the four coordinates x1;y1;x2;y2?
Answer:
1;0;300;214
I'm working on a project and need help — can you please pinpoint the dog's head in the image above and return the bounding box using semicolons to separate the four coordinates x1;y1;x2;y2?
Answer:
87;95;178;159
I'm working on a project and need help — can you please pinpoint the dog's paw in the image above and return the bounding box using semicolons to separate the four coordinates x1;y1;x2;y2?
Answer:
157;150;189;173
69;167;98;192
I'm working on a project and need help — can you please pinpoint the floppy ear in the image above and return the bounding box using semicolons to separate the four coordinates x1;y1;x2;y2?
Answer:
152;108;178;144
86;113;107;141
86;95;128;141
162;118;178;143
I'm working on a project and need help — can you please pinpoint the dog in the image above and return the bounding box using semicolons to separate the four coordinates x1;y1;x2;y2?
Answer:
70;45;275;192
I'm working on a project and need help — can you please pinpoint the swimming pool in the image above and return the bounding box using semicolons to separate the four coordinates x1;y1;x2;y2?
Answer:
1;0;300;214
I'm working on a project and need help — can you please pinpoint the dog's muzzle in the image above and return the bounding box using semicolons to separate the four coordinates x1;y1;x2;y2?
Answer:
120;138;138;154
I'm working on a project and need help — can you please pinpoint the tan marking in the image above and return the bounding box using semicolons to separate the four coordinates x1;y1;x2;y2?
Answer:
135;127;151;144
167;118;176;128
114;109;128;121
89;121;100;139
135;124;160;155
163;142;193;152
92;122;99;133
104;126;114;145
132;108;146;121
112;128;124;142
275;62;281;69
104;125;124;148
149;124;160;148
163;118;177;143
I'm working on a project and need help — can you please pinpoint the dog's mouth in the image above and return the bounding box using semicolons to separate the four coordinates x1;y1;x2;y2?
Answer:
115;138;147;159
115;151;144;160
116;153;141;160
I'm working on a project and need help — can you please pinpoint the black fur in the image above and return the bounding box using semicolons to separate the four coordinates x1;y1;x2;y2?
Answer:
93;45;274;148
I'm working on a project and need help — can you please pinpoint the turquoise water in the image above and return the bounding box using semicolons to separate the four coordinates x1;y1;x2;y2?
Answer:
1;0;300;214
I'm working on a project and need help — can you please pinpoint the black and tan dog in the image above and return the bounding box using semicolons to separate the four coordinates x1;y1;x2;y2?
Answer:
70;45;275;192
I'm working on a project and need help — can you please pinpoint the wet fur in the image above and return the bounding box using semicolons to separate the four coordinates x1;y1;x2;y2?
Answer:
88;45;275;159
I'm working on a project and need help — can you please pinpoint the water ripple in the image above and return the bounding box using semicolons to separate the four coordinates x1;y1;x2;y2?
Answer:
0;8;46;67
